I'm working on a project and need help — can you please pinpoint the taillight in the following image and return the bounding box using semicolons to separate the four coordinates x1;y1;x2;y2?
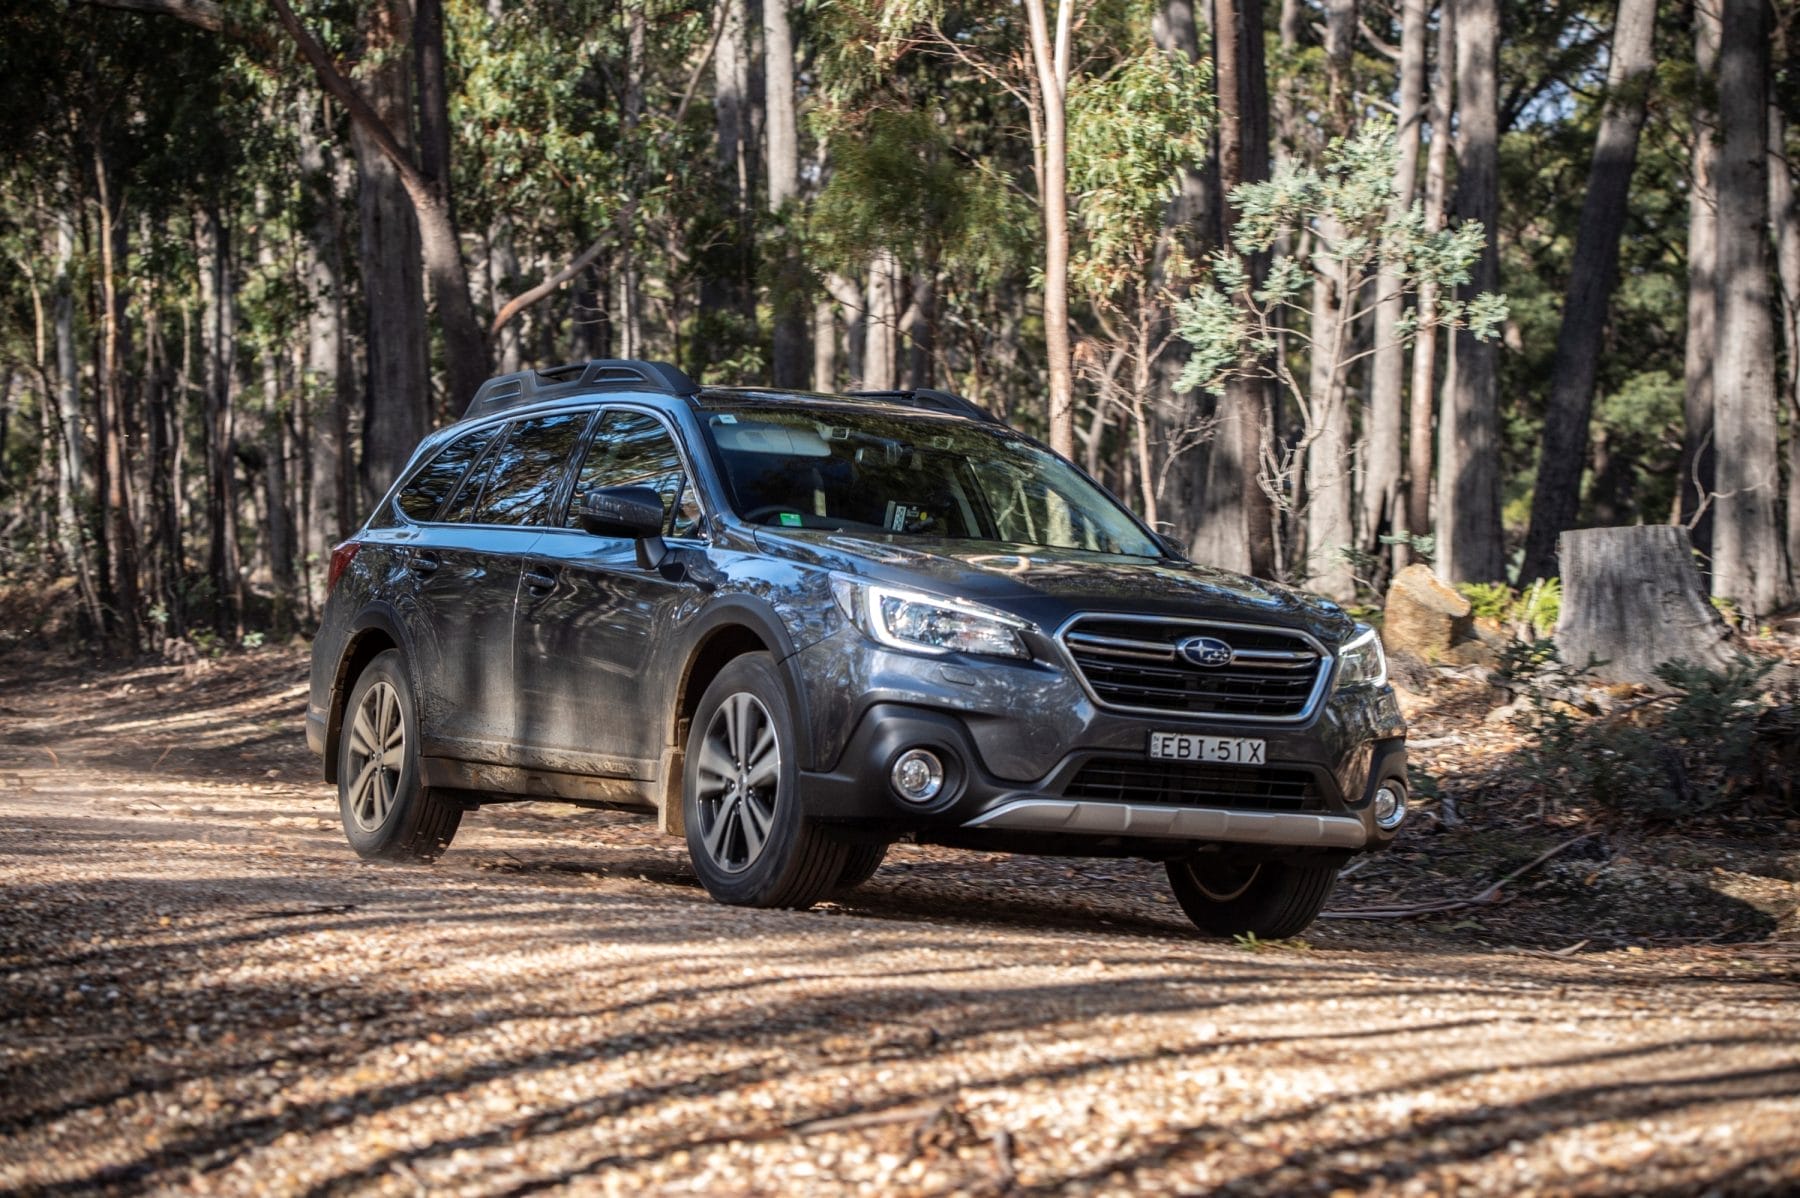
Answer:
327;540;362;594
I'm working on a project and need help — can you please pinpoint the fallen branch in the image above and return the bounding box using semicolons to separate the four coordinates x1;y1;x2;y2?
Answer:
1322;833;1594;920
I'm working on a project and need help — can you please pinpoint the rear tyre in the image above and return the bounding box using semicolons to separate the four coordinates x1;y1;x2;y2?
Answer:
1165;855;1339;939
835;842;889;891
683;653;847;908
337;650;462;862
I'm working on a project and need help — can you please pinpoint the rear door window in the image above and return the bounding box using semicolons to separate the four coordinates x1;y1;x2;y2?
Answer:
392;426;498;523
565;410;702;537
461;411;592;526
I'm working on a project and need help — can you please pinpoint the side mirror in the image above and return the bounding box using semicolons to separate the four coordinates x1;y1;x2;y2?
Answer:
1154;532;1189;560
575;485;668;567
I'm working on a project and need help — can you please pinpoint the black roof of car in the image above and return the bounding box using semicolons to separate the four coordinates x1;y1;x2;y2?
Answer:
462;359;1004;428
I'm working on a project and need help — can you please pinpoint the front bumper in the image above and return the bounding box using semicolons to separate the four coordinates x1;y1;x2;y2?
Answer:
797;697;1409;855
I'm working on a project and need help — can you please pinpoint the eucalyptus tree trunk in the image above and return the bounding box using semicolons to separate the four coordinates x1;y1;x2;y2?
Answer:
196;206;242;634
709;0;754;330
1405;0;1456;553
1518;0;1656;583
614;7;647;360
864;251;900;391
1676;5;1721;553
826;271;864;389
298;95;351;597
353;0;430;503
1436;0;1505;584
94;143;140;648
1772;105;1800;577
1189;0;1274;577
764;0;809;386
1301;0;1358;600
1711;0;1791;614
1022;0;1075;458
50;214;92;608
1364;0;1428;563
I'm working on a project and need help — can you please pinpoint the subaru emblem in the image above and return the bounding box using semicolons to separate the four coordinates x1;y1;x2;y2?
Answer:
1176;635;1234;668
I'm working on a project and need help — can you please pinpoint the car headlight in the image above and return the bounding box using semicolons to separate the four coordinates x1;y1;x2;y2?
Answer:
831;577;1030;659
1335;623;1388;688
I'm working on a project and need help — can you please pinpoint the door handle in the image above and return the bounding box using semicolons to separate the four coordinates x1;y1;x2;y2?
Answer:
523;567;559;592
411;552;441;576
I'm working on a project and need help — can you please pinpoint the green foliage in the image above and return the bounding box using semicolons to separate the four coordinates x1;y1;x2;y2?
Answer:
1455;578;1561;636
1175;119;1508;399
1067;46;1212;300
1507;644;1790;822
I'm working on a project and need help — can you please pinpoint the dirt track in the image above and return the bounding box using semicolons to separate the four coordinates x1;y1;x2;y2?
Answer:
2;650;1798;1195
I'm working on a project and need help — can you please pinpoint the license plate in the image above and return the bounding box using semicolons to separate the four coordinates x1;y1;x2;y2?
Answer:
1149;732;1265;765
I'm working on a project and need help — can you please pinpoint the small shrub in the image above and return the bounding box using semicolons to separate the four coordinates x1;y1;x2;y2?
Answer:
1458;581;1513;621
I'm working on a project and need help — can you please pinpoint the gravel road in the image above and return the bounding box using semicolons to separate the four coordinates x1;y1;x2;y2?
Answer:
2;652;1797;1196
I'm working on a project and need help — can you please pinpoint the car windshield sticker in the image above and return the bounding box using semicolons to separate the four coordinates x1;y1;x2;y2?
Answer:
778;512;803;526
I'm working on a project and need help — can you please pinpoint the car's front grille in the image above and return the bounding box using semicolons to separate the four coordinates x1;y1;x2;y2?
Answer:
1060;616;1327;720
1062;758;1325;813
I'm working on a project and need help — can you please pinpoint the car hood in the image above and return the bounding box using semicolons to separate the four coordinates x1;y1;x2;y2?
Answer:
749;530;1356;643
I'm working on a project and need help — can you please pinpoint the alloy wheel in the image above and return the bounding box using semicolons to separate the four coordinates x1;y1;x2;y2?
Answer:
345;679;405;832
694;692;781;874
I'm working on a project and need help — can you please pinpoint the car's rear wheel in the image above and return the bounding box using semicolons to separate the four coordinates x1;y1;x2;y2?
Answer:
337;649;462;862
1164;854;1339;939
683;654;848;908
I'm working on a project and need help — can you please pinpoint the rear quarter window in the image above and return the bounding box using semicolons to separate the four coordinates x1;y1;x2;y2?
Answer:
391;426;499;523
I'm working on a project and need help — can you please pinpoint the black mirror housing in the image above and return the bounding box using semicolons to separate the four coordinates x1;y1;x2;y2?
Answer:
576;485;666;540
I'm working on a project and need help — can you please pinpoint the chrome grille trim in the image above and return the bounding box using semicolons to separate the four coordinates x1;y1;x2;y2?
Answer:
1055;613;1334;723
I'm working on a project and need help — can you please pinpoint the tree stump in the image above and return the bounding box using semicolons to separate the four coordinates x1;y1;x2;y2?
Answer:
1554;526;1738;687
1381;564;1474;661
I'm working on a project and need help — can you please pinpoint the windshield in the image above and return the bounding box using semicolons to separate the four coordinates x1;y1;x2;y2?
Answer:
699;404;1162;558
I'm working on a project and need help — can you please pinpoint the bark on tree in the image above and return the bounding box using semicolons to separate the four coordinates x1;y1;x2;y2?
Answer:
1022;0;1076;459
1190;0;1276;577
1768;104;1800;590
352;0;431;503
1710;0;1791;614
196;206;241;633
1518;0;1657;583
863;251;900;391
1676;4;1720;554
1366;0;1429;561
1405;0;1456;554
764;0;809;387
1555;526;1738;687
1302;0;1359;601
709;0;754;329
94;142;140;648
298;94;351;599
1436;0;1505;584
51;214;94;616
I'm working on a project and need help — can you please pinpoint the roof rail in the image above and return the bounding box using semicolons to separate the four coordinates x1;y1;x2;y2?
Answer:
464;359;698;420
844;387;1005;426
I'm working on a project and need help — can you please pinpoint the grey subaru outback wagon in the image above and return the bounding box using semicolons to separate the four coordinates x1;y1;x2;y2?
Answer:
307;359;1407;938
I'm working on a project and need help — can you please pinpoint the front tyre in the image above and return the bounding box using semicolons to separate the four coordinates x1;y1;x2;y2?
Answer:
1165;855;1339;939
337;649;462;862
683;653;847;908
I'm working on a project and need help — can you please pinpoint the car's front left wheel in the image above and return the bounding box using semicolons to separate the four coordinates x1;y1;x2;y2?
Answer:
337;649;462;862
1164;854;1339;940
683;653;848;908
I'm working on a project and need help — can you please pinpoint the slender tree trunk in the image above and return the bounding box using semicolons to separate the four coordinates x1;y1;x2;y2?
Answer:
1676;4;1721;553
1406;0;1456;555
1436;0;1505;584
1771;104;1800;577
864;251;900;391
907;268;937;388
1190;0;1275;577
827;271;864;387
298;93;351;594
1711;0;1791;613
50;213;97;622
1023;0;1076;458
354;0;430;503
1300;0;1357;600
94;144;140;648
1518;0;1656;583
1365;0;1428;563
763;0;808;386
709;0;754;332
197;207;241;633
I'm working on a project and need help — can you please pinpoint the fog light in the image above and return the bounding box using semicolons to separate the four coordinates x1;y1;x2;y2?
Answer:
891;748;945;804
1372;784;1406;829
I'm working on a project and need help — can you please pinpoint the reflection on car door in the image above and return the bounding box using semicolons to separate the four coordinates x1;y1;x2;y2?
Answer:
513;408;706;780
404;409;593;764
